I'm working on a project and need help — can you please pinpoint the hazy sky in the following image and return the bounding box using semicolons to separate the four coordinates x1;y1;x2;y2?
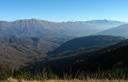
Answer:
0;0;128;22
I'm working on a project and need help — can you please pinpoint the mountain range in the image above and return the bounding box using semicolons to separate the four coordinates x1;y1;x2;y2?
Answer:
0;19;127;70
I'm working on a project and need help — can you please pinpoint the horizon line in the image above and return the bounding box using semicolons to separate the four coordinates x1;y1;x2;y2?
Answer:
0;18;126;23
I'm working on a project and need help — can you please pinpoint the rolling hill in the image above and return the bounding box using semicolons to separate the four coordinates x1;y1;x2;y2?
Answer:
27;39;128;74
50;35;125;56
97;24;128;38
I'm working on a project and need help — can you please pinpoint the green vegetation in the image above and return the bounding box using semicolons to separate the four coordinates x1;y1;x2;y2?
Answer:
1;66;128;80
0;66;12;80
13;68;58;80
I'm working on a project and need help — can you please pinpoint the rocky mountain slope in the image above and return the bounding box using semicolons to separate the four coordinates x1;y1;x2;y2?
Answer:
0;19;124;68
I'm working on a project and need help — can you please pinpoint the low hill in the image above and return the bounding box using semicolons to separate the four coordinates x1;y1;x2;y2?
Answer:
50;35;125;56
28;39;128;74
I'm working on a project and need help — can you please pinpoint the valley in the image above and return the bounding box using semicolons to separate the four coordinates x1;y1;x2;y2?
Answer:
0;19;128;80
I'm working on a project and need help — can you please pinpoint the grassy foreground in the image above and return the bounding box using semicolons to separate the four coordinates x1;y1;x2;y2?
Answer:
1;67;128;82
1;78;128;82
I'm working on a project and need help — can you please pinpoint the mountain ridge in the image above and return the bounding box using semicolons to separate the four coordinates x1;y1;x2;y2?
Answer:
97;24;128;37
50;35;125;56
0;19;125;69
27;39;128;74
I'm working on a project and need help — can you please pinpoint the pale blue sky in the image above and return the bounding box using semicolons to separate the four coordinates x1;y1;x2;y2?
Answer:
0;0;128;22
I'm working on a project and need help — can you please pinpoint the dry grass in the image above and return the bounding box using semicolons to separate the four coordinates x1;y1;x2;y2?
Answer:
0;78;128;82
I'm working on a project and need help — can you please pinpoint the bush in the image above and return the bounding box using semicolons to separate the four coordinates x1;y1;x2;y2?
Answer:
0;66;12;80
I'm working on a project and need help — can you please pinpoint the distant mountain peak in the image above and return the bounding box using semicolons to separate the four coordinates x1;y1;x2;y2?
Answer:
86;19;125;24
